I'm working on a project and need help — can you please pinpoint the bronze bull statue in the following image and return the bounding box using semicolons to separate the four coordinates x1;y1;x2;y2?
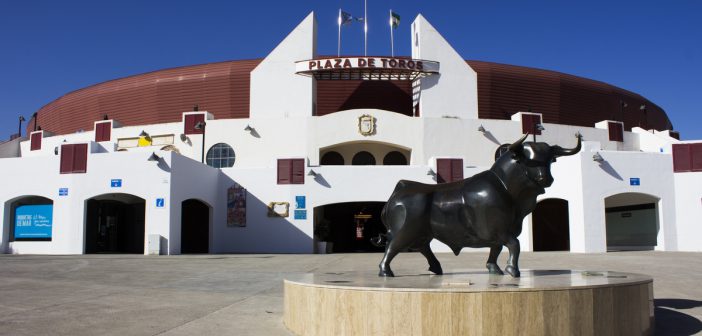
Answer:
378;133;582;277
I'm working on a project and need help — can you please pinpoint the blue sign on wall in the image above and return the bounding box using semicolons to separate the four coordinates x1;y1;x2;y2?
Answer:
156;198;165;208
14;204;53;239
111;179;122;188
58;188;68;196
630;178;641;186
294;209;307;220
295;196;306;209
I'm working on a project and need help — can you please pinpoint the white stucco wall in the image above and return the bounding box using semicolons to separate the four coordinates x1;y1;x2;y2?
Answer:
673;172;702;251
411;14;478;119
250;12;316;119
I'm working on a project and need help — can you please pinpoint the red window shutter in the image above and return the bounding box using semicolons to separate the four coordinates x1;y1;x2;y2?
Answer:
30;132;42;151
436;159;451;183
277;159;291;184
521;114;542;135
691;143;702;172
672;144;691;172
184;114;204;135
608;122;623;142
291;159;305;184
451;159;464;182
72;144;88;173
95;122;111;142
60;144;75;174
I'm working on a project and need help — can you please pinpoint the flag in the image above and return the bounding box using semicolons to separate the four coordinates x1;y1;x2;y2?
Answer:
339;10;354;26
390;11;400;29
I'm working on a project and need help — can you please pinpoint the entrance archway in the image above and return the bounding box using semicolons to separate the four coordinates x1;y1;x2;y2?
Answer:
85;193;145;254
604;193;659;251
5;196;54;242
314;202;386;253
532;199;570;251
181;199;210;253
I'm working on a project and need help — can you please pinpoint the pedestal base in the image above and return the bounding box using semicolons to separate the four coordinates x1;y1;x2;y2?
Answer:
284;270;653;336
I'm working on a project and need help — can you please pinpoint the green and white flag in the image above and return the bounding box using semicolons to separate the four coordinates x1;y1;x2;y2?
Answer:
390;11;400;29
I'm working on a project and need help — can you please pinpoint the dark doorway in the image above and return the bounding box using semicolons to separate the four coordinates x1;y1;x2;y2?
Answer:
532;199;570;251
181;199;210;253
85;194;145;254
315;202;386;253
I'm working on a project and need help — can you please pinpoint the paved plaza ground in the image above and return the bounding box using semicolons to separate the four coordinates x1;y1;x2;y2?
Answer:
0;251;700;335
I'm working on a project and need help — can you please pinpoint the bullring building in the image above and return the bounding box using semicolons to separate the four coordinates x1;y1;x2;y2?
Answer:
1;13;700;255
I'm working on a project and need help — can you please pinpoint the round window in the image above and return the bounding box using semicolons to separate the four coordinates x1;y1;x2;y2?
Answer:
206;143;235;168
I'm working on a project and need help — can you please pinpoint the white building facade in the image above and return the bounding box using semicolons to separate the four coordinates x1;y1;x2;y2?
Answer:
1;13;700;255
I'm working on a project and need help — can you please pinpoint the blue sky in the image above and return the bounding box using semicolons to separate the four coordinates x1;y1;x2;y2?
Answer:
1;0;700;139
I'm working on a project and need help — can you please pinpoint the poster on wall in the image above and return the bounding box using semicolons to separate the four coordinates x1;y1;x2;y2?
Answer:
14;204;53;240
227;184;247;227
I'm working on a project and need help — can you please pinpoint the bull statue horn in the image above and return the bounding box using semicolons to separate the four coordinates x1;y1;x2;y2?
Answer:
508;133;529;152
552;132;582;157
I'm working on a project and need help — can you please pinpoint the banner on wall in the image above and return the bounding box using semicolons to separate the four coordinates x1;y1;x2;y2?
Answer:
14;204;53;239
227;184;247;227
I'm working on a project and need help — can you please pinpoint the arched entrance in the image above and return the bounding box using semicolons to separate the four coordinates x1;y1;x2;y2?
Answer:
314;202;386;253
85;193;145;254
532;199;570;251
5;196;54;242
181;199;210;254
604;193;659;251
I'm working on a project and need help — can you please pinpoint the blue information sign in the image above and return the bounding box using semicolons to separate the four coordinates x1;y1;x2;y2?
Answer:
630;178;640;186
156;198;165;208
14;205;53;239
294;210;307;220
58;188;68;196
111;179;122;188
295;196;306;209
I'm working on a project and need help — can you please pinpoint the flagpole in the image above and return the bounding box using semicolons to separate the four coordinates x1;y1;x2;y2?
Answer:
364;0;367;56
390;9;394;57
337;9;342;57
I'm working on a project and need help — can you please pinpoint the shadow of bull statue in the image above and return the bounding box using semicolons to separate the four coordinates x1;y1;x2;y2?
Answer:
377;132;582;277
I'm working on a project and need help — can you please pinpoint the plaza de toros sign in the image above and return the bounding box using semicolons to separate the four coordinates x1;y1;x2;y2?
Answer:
295;57;439;80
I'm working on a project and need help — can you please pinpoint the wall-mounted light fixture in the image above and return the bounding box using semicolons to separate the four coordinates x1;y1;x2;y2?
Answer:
427;168;436;176
477;125;486;133
194;121;206;163
532;123;545;142
592;152;604;163
148;152;161;162
179;134;188;142
54;146;59;155
307;169;319;177
244;124;254;132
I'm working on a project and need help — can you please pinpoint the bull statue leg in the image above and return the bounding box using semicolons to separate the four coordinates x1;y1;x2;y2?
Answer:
378;237;402;277
504;238;521;277
418;244;443;275
486;245;505;275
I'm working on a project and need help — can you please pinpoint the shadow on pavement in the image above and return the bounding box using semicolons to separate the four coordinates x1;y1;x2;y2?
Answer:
655;298;702;335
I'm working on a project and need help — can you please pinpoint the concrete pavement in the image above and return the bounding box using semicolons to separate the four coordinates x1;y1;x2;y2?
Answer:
0;251;700;335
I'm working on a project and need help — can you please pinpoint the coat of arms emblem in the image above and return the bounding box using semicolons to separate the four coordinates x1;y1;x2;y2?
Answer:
358;114;375;136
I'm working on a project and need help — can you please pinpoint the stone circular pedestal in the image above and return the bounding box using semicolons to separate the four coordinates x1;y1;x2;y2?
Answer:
284;269;653;336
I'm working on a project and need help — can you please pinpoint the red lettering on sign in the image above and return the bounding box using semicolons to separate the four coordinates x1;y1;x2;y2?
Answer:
417;61;423;70
407;60;416;69
358;58;367;67
368;58;376;67
389;59;398;68
398;59;406;69
308;61;316;70
334;59;342;68
380;58;388;67
343;59;352;68
324;60;333;69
